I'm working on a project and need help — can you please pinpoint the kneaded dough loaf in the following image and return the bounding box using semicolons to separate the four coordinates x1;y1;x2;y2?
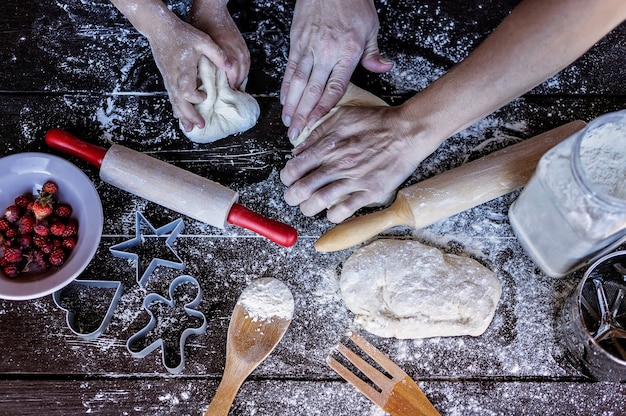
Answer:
340;239;501;339
180;56;260;143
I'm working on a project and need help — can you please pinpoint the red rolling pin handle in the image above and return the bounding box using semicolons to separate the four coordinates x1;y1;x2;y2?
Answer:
45;128;107;168
228;204;298;248
46;128;298;247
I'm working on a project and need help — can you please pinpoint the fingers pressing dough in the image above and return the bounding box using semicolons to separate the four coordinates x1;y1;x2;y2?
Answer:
180;56;260;143
290;82;388;147
291;83;396;207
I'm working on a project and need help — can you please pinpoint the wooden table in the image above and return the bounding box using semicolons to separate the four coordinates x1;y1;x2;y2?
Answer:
1;1;625;414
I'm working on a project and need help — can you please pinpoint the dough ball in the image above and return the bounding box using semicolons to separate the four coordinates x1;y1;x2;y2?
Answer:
340;239;501;339
180;56;260;143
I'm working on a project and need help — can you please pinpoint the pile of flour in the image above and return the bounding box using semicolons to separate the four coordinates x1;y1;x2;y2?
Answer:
239;278;294;322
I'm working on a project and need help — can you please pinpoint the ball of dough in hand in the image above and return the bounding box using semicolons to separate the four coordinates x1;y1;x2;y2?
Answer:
180;56;260;143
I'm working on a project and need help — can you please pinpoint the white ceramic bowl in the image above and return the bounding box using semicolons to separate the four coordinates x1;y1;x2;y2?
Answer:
0;152;103;301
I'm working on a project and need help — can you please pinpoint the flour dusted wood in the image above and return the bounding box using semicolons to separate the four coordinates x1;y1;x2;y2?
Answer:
340;239;501;339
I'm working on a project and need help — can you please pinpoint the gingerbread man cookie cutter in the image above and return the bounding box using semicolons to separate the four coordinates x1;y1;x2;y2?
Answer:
126;275;207;374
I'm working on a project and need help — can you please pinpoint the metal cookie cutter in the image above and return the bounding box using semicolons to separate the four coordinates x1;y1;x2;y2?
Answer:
53;279;124;339
126;275;207;374
109;211;185;288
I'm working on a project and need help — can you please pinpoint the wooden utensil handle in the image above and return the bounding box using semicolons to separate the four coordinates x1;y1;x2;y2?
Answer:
204;377;243;416
314;196;414;252
315;120;586;252
384;376;441;416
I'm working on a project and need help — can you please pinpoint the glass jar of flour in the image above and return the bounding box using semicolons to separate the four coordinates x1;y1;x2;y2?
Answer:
509;110;626;277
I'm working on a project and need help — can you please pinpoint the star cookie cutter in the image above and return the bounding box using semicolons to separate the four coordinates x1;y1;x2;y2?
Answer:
53;279;124;339
109;211;185;288
126;275;207;374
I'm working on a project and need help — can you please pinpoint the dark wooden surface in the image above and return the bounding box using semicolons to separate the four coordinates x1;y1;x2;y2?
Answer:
1;1;625;415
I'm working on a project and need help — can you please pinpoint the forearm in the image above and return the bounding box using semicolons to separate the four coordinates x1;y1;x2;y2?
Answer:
403;0;626;145
109;0;179;40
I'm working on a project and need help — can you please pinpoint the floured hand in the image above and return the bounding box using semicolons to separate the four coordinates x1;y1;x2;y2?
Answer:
280;105;438;223
280;0;393;143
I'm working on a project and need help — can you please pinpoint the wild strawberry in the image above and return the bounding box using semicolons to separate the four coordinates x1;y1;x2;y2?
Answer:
3;264;20;278
48;248;65;267
4;205;21;223
49;220;66;237
4;227;18;239
41;180;58;195
33;235;53;254
17;214;35;234
0;218;9;232
14;193;32;209
3;247;23;264
33;220;49;236
32;195;53;221
17;233;32;248
55;203;72;218
62;219;78;237
61;237;77;250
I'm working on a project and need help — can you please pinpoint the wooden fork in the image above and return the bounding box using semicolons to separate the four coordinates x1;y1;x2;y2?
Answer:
327;332;440;416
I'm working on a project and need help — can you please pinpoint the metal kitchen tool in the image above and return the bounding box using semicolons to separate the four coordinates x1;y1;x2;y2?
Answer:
126;275;207;374
53;279;124;339
328;332;440;416
204;278;294;416
44;128;298;248
109;211;184;288
557;251;626;382
315;120;585;252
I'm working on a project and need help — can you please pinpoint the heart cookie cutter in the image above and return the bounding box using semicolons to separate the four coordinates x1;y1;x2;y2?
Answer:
53;279;124;339
126;275;207;374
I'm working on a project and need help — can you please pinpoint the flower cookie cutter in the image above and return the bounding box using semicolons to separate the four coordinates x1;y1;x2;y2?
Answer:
109;211;185;288
126;275;207;374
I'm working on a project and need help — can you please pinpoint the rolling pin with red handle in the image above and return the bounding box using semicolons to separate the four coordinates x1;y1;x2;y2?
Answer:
314;120;586;252
45;128;298;248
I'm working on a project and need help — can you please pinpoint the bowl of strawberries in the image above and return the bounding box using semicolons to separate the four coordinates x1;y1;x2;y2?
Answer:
0;152;103;300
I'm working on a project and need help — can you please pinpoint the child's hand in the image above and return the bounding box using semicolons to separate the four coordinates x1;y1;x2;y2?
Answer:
146;17;238;132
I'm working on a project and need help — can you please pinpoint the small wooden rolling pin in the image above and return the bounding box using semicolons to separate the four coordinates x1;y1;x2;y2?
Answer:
315;120;585;252
45;128;298;247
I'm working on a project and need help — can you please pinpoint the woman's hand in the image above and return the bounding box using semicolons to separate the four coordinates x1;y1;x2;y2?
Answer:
280;0;393;143
280;105;439;223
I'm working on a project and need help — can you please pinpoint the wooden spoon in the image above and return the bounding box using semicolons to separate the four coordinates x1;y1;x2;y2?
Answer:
204;278;294;416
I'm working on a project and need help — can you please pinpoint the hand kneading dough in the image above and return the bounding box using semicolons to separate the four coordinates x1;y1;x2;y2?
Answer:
290;82;388;147
340;239;501;339
180;56;260;143
291;83;395;207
